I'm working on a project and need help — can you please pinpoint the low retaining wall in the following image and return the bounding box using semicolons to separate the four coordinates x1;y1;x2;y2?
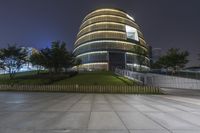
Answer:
115;69;200;90
0;85;161;94
146;74;200;90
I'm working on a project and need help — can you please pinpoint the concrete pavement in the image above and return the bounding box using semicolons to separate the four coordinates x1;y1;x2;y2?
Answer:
161;88;200;97
0;92;200;133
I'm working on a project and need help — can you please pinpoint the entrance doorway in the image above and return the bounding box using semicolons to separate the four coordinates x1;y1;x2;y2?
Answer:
109;52;125;71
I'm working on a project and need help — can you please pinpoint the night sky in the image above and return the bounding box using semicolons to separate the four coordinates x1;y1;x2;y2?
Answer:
0;0;199;66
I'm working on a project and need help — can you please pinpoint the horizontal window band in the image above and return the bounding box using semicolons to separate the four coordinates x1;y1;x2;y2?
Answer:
81;60;109;64
82;14;134;26
83;8;132;21
84;13;128;23
74;40;137;51
126;52;150;61
73;41;148;52
77;28;144;40
74;38;147;49
78;29;126;39
126;63;150;69
80;19;139;31
75;30;127;45
79;21;126;33
74;49;149;60
76;51;108;58
74;49;148;59
80;62;108;66
79;21;141;36
81;15;138;29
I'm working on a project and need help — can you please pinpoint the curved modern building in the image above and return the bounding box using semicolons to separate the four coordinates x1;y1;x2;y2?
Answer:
73;8;150;71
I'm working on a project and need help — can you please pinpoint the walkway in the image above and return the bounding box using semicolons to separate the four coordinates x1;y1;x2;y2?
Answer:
1;92;200;133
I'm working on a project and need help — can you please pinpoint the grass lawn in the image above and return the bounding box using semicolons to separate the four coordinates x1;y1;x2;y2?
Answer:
0;71;50;85
0;71;135;85
0;71;162;94
54;71;135;85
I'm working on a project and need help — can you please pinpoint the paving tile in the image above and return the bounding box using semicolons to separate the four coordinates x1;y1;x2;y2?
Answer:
88;112;126;129
111;104;136;112
92;103;113;111
44;103;73;111
169;104;196;112
0;112;34;128
169;112;200;127
93;99;108;104
147;112;199;130
15;112;60;129
151;104;181;112
118;112;164;130
69;103;91;111
0;128;34;133
35;129;87;133
131;104;159;112
77;95;93;104
191;111;200;116
172;130;200;133
93;95;108;104
35;129;129;133
49;112;90;129
86;130;129;133
105;96;124;104
129;129;170;133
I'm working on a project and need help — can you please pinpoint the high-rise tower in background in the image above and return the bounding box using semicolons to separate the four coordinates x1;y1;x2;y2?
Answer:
73;8;150;71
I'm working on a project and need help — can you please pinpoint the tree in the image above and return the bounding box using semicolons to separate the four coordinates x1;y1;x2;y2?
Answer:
0;62;5;71
0;45;27;79
0;51;4;70
30;41;73;73
73;58;82;71
29;52;44;74
153;48;189;71
133;45;148;71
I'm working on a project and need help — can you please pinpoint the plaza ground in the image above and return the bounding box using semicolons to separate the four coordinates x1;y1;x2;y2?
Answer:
1;89;200;133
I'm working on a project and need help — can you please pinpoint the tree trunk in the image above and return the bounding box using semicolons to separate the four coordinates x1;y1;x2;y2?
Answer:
9;68;14;80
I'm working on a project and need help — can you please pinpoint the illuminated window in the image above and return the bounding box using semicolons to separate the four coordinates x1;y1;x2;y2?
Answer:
125;25;139;41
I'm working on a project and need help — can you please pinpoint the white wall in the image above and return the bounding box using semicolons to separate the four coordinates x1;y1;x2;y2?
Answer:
146;73;200;90
115;69;200;90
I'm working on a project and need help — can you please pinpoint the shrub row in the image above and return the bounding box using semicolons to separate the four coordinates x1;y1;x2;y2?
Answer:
0;85;161;94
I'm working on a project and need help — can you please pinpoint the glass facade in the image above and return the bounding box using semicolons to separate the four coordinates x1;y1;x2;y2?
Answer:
74;40;147;56
73;8;150;71
77;51;108;64
75;31;127;46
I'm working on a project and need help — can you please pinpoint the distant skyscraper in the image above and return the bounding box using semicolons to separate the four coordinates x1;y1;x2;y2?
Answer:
148;46;153;66
152;48;162;63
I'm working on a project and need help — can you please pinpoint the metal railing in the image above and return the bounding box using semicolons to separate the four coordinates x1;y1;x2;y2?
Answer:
115;68;145;84
149;70;200;80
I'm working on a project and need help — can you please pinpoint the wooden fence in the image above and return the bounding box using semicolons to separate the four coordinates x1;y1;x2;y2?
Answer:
0;85;161;94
